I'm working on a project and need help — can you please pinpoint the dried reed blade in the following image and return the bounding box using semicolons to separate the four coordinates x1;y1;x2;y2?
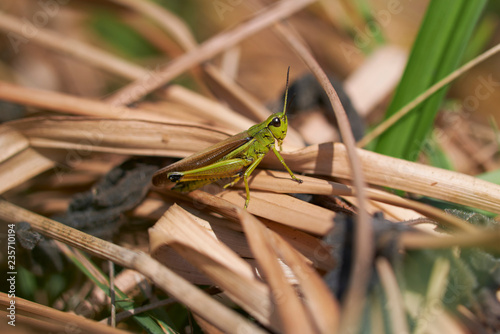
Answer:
6;116;496;225
0;82;199;124
0;200;266;334
7;117;228;157
160;189;337;273
0;148;55;194
149;204;279;330
236;169;477;233
268;227;340;333
262;219;336;272
238;209;316;333
279;143;500;214
0;126;29;164
219;190;334;235
149;205;254;281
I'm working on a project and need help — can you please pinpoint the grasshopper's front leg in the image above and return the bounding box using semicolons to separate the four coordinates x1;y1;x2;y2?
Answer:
270;146;303;184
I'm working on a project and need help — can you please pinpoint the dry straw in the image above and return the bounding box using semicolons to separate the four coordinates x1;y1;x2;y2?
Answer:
0;0;499;333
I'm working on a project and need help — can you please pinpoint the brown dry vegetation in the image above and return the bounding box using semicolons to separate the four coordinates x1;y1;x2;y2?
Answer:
0;0;499;333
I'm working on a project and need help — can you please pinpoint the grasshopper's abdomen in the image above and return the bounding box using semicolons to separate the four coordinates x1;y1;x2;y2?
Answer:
172;179;213;192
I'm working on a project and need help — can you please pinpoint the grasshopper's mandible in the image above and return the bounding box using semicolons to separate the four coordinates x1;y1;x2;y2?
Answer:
152;67;302;208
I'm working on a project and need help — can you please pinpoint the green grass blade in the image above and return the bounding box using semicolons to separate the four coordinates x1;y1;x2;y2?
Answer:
477;169;500;184
90;10;160;59
64;247;175;334
374;0;487;161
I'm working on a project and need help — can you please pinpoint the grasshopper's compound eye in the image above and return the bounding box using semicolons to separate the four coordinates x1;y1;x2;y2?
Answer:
270;117;281;128
168;173;183;182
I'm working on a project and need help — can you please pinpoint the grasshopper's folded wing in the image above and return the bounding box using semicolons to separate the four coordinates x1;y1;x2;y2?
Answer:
152;131;252;186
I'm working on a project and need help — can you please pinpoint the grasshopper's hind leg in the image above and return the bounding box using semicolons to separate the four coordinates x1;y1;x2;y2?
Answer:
222;171;243;190
168;158;249;193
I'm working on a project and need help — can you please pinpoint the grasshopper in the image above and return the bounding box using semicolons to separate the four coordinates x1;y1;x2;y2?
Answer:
152;67;302;208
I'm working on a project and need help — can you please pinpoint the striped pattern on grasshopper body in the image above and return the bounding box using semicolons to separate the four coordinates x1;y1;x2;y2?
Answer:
151;68;302;208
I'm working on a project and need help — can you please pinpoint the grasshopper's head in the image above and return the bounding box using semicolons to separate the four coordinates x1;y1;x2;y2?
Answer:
268;67;291;150
267;112;288;150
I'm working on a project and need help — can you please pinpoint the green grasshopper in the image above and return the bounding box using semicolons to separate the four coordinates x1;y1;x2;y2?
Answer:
152;67;302;208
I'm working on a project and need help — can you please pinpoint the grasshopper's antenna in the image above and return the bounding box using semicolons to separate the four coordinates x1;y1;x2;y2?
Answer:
282;66;290;115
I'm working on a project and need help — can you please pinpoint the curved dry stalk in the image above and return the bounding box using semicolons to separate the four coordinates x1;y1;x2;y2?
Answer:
270;19;372;333
106;0;316;106
0;199;266;334
358;42;500;148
